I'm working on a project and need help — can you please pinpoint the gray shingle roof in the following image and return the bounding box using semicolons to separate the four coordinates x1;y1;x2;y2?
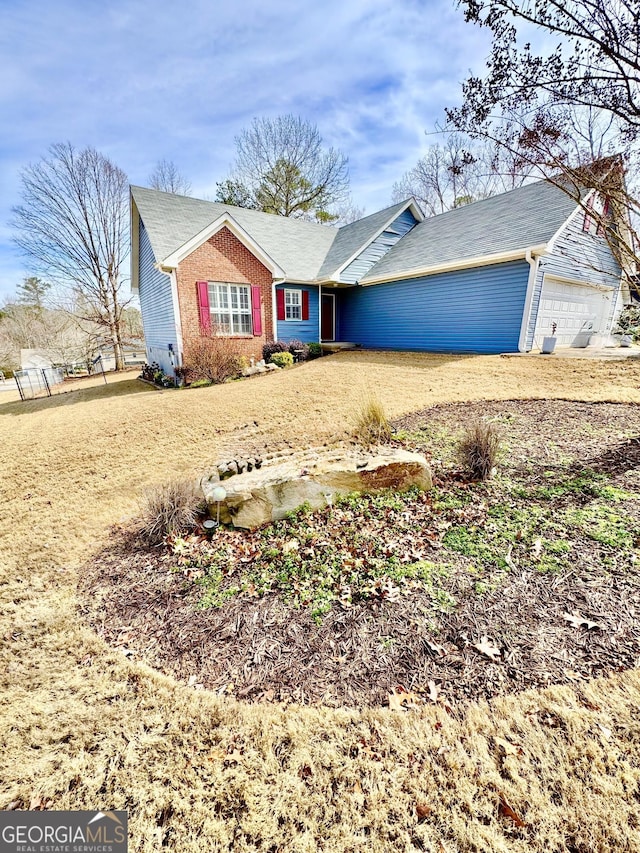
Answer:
316;200;413;279
131;185;339;281
361;181;579;282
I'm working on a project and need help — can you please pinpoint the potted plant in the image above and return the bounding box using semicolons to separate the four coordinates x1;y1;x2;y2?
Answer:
541;322;558;354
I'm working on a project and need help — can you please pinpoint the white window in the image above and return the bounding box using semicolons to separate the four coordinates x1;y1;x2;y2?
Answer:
285;289;302;321
208;283;252;335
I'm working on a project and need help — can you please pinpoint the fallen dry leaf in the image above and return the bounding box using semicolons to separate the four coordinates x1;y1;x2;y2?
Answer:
474;635;501;662
497;791;526;827
563;613;601;630
425;639;446;656
426;680;440;703
598;724;612;740
388;686;422;711
496;737;521;756
530;538;543;558
416;801;432;821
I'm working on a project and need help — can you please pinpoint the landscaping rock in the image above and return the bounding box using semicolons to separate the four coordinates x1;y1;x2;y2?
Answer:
202;447;432;529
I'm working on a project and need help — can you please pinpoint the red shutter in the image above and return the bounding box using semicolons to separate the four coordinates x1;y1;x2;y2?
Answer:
196;281;211;335
301;290;309;321
597;197;610;236
276;288;285;321
251;286;262;336
583;195;594;233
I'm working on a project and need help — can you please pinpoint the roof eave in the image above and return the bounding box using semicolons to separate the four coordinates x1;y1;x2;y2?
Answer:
360;245;549;286
130;192;140;295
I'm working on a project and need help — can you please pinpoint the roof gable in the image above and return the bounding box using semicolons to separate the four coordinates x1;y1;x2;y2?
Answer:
161;211;285;278
316;199;421;280
130;186;338;281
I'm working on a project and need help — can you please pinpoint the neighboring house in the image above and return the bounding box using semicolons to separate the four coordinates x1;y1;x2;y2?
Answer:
130;180;628;375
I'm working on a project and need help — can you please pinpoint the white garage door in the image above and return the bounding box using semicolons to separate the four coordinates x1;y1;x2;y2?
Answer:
535;277;611;348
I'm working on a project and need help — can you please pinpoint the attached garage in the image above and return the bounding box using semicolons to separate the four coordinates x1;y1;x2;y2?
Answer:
534;276;614;348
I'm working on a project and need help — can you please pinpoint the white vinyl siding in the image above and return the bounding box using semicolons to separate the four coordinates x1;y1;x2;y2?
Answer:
208;283;252;335
285;289;302;321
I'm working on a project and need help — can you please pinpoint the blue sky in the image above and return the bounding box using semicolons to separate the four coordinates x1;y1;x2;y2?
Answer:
0;0;493;301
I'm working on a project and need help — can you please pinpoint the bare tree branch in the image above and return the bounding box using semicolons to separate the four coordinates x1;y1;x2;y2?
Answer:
217;115;350;221
148;159;192;195
11;143;130;369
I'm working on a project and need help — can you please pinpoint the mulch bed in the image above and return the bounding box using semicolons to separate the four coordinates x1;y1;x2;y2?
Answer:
79;400;640;710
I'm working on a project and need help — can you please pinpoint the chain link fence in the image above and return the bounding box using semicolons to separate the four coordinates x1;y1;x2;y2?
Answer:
14;367;66;401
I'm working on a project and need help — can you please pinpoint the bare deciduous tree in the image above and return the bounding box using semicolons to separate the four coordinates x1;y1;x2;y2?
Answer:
148;159;192;195
392;130;531;215
447;0;640;278
216;115;350;221
12;143;130;369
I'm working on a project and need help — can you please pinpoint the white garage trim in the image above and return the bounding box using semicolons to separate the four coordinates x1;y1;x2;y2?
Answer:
542;273;613;292
533;274;614;349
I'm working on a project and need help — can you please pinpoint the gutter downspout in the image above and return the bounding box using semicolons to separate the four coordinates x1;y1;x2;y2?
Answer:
518;249;542;352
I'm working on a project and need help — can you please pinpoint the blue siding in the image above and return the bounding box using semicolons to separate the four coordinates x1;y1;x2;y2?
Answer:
339;260;530;354
341;209;417;283
138;221;179;374
276;285;320;343
525;211;622;350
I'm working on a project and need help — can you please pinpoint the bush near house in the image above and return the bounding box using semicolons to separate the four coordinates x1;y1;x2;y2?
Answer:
183;338;244;385
263;340;322;363
270;351;294;368
615;304;640;341
262;341;289;362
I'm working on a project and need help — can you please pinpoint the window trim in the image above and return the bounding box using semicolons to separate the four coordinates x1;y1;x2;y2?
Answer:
284;288;302;322
207;281;253;336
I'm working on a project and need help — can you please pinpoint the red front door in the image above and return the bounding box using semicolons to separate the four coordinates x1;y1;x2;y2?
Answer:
321;293;335;341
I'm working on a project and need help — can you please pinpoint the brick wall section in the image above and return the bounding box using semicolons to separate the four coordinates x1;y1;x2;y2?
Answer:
175;226;274;363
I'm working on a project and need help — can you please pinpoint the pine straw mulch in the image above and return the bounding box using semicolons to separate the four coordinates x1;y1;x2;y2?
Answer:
79;399;640;711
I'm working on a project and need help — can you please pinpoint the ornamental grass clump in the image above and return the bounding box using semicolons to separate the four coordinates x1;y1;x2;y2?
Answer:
139;478;201;544
354;395;392;447
458;419;501;480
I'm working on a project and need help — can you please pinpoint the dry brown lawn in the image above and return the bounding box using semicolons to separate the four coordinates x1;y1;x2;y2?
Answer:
2;351;640;852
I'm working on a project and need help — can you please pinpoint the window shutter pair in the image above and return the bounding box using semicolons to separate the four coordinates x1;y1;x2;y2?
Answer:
196;281;262;336
276;288;309;321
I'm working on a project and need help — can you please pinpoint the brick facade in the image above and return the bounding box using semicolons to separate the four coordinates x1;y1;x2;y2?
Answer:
175;226;274;364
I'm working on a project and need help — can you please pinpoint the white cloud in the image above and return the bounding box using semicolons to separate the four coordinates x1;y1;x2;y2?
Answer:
0;0;492;298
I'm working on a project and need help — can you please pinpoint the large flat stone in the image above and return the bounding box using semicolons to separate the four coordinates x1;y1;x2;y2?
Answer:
201;447;432;530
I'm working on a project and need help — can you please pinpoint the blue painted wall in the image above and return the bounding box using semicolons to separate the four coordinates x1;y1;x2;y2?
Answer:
138;221;179;374
341;209;418;284
276;284;320;343
339;260;531;353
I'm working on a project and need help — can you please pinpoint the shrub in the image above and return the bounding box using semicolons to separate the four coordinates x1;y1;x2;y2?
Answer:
139;478;201;544
307;342;323;359
614;305;640;341
0;366;14;379
141;362;160;382
286;339;310;360
270;351;294;368
457;420;501;481
190;378;212;389
183;337;243;385
262;340;289;362
354;395;392;447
